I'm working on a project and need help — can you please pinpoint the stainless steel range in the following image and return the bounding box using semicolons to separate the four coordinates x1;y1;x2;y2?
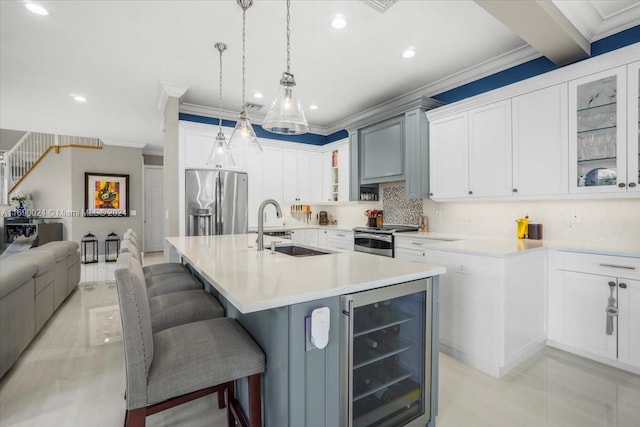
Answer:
353;225;419;257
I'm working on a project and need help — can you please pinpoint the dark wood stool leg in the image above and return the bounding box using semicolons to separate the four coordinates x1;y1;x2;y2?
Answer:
248;374;262;427
227;381;236;427
125;408;146;427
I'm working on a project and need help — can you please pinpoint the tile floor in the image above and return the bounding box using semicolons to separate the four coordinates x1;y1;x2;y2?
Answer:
1;254;640;426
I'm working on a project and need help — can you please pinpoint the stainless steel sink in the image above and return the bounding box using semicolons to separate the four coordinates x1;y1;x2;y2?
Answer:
273;244;332;257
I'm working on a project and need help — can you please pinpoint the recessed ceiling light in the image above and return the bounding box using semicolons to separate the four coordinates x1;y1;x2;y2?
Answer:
309;105;319;110
331;15;347;30
402;48;416;59
71;94;87;103
25;3;49;16
253;92;263;99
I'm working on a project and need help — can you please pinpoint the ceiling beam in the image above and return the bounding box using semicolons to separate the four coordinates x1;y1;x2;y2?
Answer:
474;0;590;66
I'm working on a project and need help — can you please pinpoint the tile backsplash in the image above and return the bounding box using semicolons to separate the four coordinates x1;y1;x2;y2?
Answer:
382;185;422;225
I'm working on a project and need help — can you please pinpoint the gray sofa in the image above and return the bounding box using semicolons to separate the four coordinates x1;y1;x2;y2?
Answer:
0;241;80;379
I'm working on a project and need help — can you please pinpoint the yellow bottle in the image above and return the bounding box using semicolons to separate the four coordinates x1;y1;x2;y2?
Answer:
516;216;529;239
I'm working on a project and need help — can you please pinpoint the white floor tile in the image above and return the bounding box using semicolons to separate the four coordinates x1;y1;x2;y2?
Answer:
2;260;639;426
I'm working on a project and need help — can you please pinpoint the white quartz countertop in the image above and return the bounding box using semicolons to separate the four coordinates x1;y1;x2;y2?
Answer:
396;231;640;258
166;234;446;313
248;224;355;232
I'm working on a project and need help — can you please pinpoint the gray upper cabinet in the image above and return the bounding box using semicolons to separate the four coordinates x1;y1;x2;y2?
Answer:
347;96;442;201
405;107;430;199
360;115;405;184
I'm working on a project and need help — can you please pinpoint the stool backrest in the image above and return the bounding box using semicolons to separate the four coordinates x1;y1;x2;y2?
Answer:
120;239;142;264
123;230;140;250
114;252;154;409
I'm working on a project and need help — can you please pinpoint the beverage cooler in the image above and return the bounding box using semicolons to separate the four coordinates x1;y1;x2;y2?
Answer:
341;279;437;427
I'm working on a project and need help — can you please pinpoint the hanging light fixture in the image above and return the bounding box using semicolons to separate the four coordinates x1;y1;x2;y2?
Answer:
229;0;263;152
206;42;235;168
262;0;309;135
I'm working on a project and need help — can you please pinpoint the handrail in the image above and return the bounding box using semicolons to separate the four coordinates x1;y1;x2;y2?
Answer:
7;142;102;195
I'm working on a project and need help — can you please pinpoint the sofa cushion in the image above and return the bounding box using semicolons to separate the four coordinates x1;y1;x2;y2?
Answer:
0;257;38;298
12;252;56;295
12;252;55;276
67;250;81;268
30;241;77;262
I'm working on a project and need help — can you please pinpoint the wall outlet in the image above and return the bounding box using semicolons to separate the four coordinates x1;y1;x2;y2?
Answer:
570;210;582;224
130;210;136;216
455;264;468;274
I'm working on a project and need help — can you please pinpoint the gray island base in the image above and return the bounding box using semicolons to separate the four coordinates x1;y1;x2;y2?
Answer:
167;234;445;427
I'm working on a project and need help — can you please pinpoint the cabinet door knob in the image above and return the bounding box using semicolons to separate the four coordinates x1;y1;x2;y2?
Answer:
619;283;627;289
512;188;518;193
429;193;433;197
468;190;473;195
608;281;616;288
629;183;637;188
618;183;626;188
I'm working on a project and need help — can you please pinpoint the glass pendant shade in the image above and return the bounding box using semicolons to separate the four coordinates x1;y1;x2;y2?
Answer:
206;132;235;168
263;72;309;135
230;109;263;152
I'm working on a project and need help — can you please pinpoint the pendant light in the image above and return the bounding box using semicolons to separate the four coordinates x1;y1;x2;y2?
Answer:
262;0;309;135
206;42;235;168
229;0;263;152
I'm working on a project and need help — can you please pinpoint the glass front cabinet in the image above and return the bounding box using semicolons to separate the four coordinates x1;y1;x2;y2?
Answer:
628;61;640;194
569;65;639;194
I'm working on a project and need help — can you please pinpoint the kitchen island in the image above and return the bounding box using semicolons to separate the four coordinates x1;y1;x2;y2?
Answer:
166;234;446;427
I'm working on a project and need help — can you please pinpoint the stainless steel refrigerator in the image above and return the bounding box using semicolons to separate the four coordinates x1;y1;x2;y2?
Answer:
185;169;248;236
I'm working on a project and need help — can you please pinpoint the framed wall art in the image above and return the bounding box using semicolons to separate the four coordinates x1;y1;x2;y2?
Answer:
84;172;129;217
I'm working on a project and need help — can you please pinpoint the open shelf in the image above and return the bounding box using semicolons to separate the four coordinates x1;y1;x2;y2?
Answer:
577;101;616;112
353;377;422;427
353;361;415;401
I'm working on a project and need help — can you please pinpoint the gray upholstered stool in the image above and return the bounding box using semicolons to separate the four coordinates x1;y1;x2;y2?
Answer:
115;253;224;333
120;237;190;275
119;240;201;297
115;252;264;427
123;230;189;278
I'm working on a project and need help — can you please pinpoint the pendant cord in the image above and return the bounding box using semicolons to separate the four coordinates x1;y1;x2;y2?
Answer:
218;45;223;133
286;0;291;73
242;8;246;108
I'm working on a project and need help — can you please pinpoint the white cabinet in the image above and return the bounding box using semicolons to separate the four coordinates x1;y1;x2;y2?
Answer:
627;61;640;193
290;228;319;246
321;143;350;203
429;113;469;199
337;146;350;202
318;228;329;247
548;251;640;371
399;244;546;378
468;100;512;197
512;84;569;196
618;278;640;367
326;229;354;251
569;66;629;194
247;146;284;228
429;100;511;199
283;150;324;203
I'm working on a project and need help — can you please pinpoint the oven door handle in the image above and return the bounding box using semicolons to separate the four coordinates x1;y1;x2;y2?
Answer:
354;233;393;243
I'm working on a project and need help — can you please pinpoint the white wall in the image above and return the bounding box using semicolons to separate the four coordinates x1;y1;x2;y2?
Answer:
10;148;73;239
423;197;640;247
70;145;143;255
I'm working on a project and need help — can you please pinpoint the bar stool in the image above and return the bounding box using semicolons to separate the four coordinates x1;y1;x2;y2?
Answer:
122;230;190;278
115;253;224;333
115;253;264;427
119;240;202;297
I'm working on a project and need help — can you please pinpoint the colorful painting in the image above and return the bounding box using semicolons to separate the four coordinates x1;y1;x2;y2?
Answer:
85;172;129;217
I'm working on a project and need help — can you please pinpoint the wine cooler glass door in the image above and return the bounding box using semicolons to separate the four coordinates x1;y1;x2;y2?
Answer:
343;279;431;427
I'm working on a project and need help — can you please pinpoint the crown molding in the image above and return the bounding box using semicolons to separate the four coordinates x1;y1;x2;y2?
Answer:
157;82;190;111
323;44;542;134
427;42;640;122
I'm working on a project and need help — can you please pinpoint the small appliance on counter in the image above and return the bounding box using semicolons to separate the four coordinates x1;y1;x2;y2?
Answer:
318;211;329;225
527;223;543;240
365;210;383;227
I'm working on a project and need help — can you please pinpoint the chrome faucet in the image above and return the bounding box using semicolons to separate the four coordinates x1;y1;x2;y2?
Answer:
257;199;283;251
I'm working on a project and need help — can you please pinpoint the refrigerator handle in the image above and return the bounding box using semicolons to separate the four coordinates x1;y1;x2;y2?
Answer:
216;173;222;235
